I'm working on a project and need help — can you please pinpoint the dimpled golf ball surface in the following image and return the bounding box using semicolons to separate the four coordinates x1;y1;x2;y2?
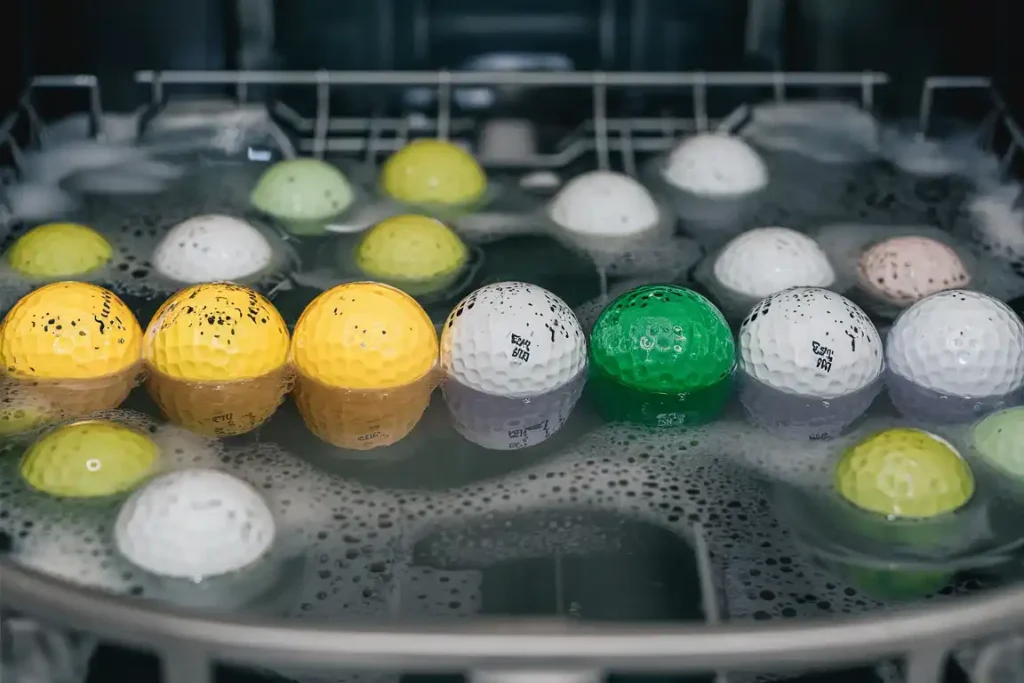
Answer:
355;214;468;281
662;133;768;195
381;139;486;206
0;282;142;379
6;222;112;278
548;171;660;236
590;285;734;393
835;428;974;518
115;468;276;579
292;282;437;389
441;282;585;397
20;421;158;498
250;158;355;221
972;407;1024;477
886;290;1024;397
153;214;274;284
857;236;970;307
713;227;836;298
740;287;882;398
144;283;290;381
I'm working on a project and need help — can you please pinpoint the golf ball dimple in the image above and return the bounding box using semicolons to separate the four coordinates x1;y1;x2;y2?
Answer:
250;158;355;222
114;468;276;579
971;406;1024;478
441;282;586;398
381;139;487;206
548;171;660;236
20;420;158;498
291;282;438;389
589;284;734;393
144;282;290;381
0;282;143;379
355;214;468;282
713;227;835;298
153;214;274;284
6;222;113;278
857;236;970;307
739;287;882;398
662;133;768;195
886;290;1024;397
835;428;974;518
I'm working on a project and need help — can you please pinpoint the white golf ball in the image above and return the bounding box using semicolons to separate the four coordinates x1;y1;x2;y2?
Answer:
886;290;1024;397
662;133;768;195
714;227;835;298
153;214;274;283
114;468;276;580
548;171;660;236
739;287;883;398
440;282;587;398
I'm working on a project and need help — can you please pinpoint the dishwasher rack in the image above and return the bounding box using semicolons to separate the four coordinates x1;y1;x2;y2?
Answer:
2;69;1024;683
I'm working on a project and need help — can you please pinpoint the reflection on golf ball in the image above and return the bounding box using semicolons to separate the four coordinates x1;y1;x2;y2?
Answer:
442;367;586;451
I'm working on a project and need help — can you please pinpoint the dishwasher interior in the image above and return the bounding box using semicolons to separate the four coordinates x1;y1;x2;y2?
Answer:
3;2;1024;683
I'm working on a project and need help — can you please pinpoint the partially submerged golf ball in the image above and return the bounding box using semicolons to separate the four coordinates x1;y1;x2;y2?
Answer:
835;428;974;518
250;158;356;236
856;236;970;308
440;282;587;449
588;284;735;426
291;281;439;450
710;227;835;317
153;214;274;284
738;287;883;438
354;214;469;296
547;171;664;264
6;222;112;278
658;133;768;245
886;290;1024;422
20;420;158;498
143;282;292;436
115;468;276;580
0;282;143;419
971;406;1024;480
380;138;487;208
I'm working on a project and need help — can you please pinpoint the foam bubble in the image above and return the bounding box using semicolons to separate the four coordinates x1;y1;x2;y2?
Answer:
741;101;880;165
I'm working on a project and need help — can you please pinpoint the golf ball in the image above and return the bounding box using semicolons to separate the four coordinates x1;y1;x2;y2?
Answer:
662;133;768;195
440;282;586;398
153;214;274;284
548;170;660;237
144;282;290;381
381;139;486;206
739;287;882;398
6;222;112;278
354;214;468;286
20;420;158;498
713;227;835;298
250;158;355;225
857;236;970;307
835;428;974;518
972;406;1024;478
0;282;142;379
886;290;1024;397
291;281;438;389
114;468;276;579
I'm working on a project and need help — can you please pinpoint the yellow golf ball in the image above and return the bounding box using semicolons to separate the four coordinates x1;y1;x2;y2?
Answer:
380;139;486;206
0;282;143;379
835;428;974;518
7;223;113;278
144;282;290;381
355;214;468;290
291;282;437;389
20;420;159;498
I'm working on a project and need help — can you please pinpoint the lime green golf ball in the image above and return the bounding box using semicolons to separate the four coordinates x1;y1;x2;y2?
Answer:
590;284;735;392
835;428;974;519
972;407;1024;478
20;420;159;498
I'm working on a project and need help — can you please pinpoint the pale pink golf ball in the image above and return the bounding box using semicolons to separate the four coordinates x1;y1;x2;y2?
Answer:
857;236;970;307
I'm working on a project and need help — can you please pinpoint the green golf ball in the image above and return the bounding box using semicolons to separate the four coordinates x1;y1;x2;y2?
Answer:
588;285;735;425
972;406;1024;478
